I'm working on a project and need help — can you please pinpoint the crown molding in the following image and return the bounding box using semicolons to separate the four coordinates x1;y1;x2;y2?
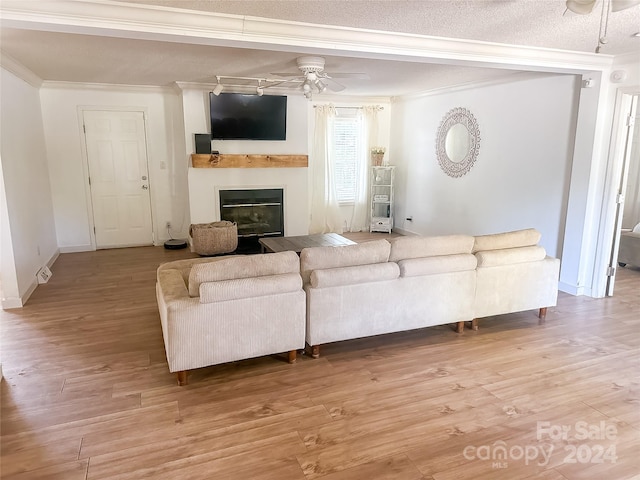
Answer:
394;71;566;101
0;0;615;78
0;53;43;88
40;80;173;93
613;51;640;67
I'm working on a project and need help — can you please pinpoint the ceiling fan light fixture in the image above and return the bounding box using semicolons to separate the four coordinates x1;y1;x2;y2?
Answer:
565;0;597;14
611;0;640;11
315;79;327;93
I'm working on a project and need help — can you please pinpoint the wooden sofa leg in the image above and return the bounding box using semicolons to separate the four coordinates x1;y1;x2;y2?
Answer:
538;307;547;324
456;321;464;334
288;350;297;364
176;371;188;386
471;319;478;331
311;345;320;359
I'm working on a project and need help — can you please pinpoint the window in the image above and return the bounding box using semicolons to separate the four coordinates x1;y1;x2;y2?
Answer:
331;114;363;204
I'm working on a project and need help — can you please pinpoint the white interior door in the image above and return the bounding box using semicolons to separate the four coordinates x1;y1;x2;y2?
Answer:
83;110;153;248
606;95;637;296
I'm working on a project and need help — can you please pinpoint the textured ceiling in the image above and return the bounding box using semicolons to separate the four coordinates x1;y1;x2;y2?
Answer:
1;0;639;96
119;0;640;54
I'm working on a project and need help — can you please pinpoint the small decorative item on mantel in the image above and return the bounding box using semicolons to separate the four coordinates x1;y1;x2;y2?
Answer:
371;147;386;166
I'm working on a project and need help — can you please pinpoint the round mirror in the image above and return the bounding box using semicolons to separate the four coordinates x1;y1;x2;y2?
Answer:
436;107;481;178
445;123;470;163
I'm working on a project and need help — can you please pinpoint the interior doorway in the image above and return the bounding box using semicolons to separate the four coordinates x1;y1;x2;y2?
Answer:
82;110;153;248
606;94;639;296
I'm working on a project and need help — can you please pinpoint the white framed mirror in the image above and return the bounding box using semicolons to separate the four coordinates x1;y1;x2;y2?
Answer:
436;107;481;178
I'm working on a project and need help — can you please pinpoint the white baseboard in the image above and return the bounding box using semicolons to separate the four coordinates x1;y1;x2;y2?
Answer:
2;295;26;309
59;244;94;253
559;281;585;296
391;227;419;236
2;249;61;309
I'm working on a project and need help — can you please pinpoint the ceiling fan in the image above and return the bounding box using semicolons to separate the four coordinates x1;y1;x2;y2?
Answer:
565;0;640;52
565;0;639;14
271;56;369;98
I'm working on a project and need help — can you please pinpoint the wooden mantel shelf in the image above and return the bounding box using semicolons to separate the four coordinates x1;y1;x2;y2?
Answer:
191;154;308;168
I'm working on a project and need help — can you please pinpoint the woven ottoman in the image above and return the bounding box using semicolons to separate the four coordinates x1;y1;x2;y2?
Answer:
189;221;238;256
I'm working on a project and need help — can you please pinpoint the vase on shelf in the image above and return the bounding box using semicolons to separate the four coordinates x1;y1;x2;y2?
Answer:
372;153;384;166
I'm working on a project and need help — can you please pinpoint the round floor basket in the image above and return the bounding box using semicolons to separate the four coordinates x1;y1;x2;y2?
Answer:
189;221;238;256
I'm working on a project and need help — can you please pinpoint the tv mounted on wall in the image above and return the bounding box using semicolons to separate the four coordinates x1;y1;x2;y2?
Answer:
209;92;287;140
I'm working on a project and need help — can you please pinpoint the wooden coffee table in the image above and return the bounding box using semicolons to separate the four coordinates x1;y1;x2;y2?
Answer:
259;233;356;254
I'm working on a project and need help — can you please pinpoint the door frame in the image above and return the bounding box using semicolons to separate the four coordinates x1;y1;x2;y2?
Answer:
77;106;156;250
592;87;639;297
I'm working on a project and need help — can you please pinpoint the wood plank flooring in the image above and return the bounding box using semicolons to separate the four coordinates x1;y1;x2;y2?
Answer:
1;236;638;479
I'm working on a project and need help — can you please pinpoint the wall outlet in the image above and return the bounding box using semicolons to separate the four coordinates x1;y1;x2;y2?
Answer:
166;221;171;229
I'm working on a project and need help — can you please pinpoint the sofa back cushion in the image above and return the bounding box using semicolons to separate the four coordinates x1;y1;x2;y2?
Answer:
475;245;547;267
310;262;400;289
398;254;477;277
473;228;541;253
188;251;299;297
388;235;474;262
300;239;390;284
199;273;302;303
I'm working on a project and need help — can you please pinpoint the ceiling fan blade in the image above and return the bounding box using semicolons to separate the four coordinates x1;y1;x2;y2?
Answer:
327;73;370;80
324;77;346;92
270;72;302;78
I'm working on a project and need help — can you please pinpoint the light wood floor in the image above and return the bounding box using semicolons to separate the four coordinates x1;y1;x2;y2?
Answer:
1;236;639;479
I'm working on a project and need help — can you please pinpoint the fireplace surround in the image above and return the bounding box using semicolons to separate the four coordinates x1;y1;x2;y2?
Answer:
219;188;284;252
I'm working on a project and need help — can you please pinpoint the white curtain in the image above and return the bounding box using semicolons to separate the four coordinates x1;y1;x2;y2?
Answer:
349;106;380;232
309;104;343;234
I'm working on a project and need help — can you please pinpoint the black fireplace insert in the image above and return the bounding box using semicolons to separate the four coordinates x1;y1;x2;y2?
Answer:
219;188;284;252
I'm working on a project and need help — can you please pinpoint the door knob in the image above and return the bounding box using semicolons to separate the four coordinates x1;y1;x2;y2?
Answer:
142;185;149;190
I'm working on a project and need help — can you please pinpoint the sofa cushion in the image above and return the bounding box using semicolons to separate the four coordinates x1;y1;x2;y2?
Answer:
310;262;400;289
398;254;477;277
158;256;230;285
188;251;299;297
388;235;474;262
199;273;302;303
300;239;391;284
473;228;541;253
475;245;547;267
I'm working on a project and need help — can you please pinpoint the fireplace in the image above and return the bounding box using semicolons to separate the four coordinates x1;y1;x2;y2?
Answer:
219;188;284;252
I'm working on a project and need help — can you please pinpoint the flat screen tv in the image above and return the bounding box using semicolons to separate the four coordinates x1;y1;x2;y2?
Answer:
209;92;287;140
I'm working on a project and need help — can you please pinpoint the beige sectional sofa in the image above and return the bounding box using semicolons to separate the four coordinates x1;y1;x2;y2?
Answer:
471;228;560;329
156;251;305;385
618;228;640;268
301;236;477;358
156;228;559;383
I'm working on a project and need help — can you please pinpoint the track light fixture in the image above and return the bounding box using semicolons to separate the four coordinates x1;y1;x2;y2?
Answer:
212;77;223;96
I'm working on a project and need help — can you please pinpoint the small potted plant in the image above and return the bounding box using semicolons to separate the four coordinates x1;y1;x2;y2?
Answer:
371;146;386;166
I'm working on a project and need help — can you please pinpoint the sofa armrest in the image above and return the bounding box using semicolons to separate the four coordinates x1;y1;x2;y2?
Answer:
310;262;399;289
157;269;189;301
199;273;303;303
475;245;546;267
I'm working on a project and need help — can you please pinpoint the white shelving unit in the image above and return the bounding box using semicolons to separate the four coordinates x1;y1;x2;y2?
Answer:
370;166;395;233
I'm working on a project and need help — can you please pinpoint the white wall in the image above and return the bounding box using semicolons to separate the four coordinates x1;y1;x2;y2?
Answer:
391;74;579;261
0;68;58;307
39;84;181;250
182;87;311;235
